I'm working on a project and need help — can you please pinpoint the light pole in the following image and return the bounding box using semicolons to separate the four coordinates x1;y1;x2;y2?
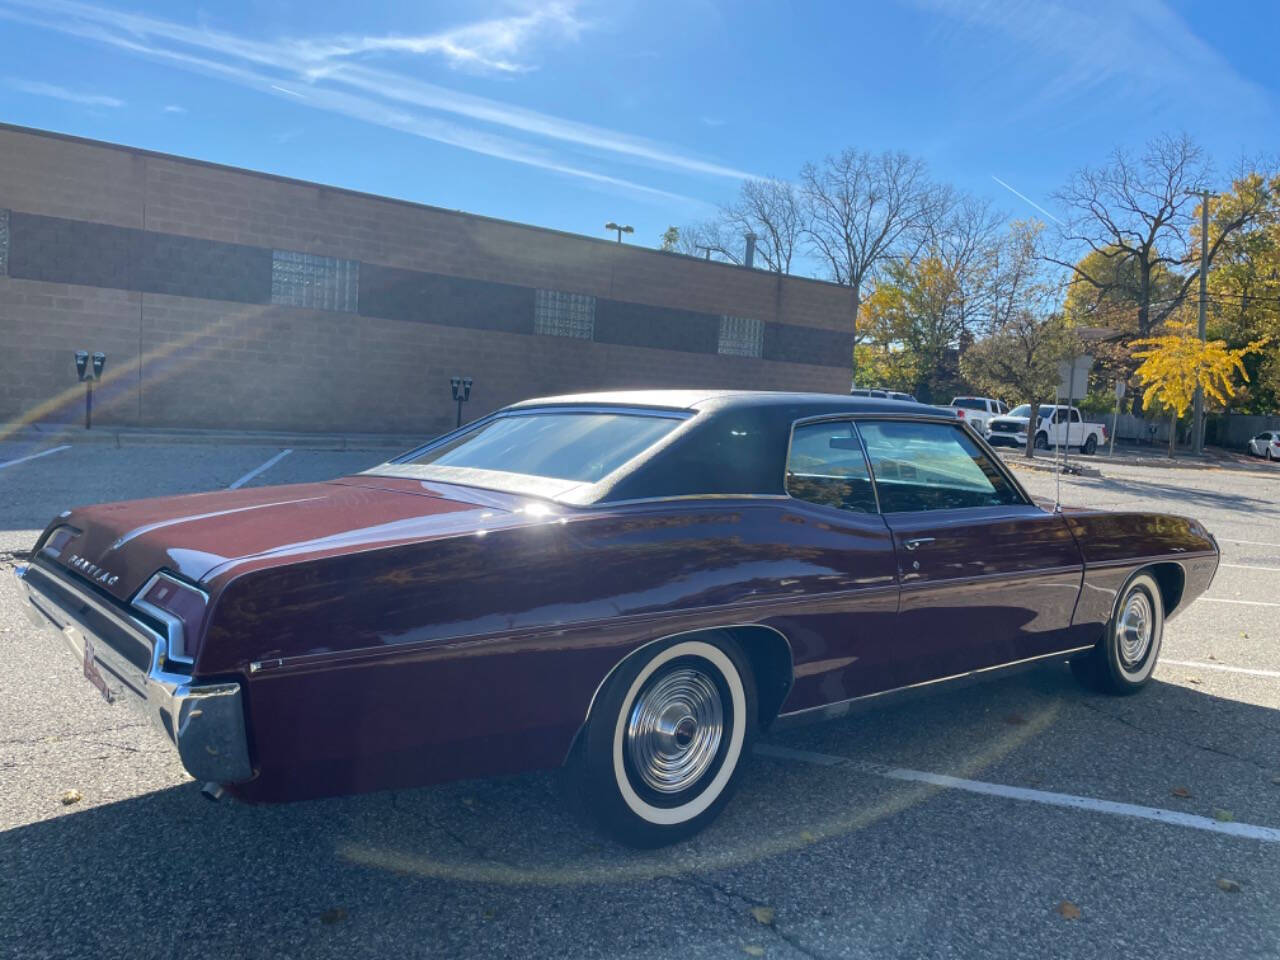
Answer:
605;221;634;243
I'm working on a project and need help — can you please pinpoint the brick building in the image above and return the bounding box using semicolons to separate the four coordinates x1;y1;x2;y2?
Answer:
0;124;855;436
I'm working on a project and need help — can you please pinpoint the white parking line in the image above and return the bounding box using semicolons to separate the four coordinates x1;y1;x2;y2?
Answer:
1219;538;1280;548
0;444;71;470
755;743;1280;843
228;449;293;489
1220;563;1280;573
1201;597;1280;608
1161;659;1280;679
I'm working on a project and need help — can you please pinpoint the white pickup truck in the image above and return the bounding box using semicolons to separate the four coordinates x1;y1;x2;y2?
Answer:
985;404;1108;454
946;396;1009;435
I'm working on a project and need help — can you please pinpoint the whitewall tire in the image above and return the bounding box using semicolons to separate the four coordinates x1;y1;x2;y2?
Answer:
1071;571;1164;695
573;634;756;847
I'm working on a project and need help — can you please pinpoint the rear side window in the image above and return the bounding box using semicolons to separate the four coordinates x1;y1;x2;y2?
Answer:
785;421;877;514
857;420;1024;512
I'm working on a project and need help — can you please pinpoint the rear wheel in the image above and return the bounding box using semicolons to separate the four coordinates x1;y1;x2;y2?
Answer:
1071;571;1164;695
571;634;756;847
1082;435;1098;455
1034;432;1049;450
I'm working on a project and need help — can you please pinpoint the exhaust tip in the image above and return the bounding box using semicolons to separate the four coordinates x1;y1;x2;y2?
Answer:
201;782;227;803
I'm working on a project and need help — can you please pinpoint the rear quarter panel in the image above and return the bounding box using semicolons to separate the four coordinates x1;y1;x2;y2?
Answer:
1064;511;1218;643
199;499;897;802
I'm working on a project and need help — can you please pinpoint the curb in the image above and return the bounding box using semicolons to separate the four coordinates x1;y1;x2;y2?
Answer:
1005;458;1102;479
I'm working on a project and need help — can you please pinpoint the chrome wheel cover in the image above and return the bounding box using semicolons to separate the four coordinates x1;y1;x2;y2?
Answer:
626;666;724;795
1117;591;1154;667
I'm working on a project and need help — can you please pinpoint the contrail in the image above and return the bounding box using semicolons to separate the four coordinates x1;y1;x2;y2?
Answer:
991;175;1063;224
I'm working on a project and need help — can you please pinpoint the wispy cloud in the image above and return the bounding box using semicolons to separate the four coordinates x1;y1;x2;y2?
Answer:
9;78;122;106
990;175;1062;225
161;103;186;113
904;0;1273;121
0;0;750;201
293;2;585;74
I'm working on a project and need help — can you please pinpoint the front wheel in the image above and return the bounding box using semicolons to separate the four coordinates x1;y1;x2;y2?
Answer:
1034;431;1049;450
1268;448;1275;462
1071;571;1164;695
571;634;757;847
1082;435;1098;455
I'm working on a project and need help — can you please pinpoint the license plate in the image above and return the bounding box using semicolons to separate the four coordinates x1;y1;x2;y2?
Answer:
80;635;115;704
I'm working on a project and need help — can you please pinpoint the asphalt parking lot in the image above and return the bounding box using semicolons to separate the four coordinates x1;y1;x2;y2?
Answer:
1;439;1278;960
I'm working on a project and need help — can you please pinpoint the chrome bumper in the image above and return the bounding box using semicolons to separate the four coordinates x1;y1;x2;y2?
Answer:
14;561;252;783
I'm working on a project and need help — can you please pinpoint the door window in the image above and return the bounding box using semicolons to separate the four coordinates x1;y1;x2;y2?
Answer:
857;420;1024;512
785;421;877;513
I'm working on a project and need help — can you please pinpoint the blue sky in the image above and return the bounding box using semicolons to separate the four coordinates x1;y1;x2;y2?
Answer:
0;0;1275;268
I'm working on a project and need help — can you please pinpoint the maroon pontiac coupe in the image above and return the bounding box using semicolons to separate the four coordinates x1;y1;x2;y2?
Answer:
17;390;1218;845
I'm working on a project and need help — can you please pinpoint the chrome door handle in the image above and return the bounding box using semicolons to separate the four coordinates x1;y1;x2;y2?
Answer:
903;537;936;551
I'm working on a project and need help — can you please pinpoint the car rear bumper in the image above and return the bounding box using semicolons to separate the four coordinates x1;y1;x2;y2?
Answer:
14;560;252;784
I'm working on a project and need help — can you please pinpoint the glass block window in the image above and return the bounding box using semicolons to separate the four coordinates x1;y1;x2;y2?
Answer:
535;288;596;339
718;314;764;357
0;209;9;276
271;249;358;312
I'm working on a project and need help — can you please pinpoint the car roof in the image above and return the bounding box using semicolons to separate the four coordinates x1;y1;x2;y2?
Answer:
507;389;945;419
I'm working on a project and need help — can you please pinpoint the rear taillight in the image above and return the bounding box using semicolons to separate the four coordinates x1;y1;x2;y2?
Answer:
132;573;209;664
39;525;80;560
955;409;965;418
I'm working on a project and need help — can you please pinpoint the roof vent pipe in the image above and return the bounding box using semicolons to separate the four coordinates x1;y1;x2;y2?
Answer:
744;233;756;269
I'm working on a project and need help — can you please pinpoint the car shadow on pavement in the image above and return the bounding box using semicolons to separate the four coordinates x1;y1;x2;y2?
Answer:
1065;474;1280;515
2;664;1278;958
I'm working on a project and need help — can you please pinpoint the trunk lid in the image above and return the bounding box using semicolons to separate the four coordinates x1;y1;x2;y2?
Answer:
46;477;506;601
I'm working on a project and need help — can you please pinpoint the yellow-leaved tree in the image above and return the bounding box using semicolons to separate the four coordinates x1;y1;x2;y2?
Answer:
1130;320;1269;456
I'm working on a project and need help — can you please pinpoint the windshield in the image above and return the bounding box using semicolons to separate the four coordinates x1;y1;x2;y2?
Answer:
404;412;681;483
1008;405;1040;417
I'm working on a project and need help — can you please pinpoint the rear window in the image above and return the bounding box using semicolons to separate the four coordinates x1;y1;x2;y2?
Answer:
406;412;681;483
952;398;987;410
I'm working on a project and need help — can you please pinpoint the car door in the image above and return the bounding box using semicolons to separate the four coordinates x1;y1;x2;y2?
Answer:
854;418;1085;689
777;418;900;708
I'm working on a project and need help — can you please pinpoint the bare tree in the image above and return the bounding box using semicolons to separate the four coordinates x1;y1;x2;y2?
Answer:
720;178;802;274
1049;133;1271;339
677;219;742;265
679;178;802;273
799;148;949;358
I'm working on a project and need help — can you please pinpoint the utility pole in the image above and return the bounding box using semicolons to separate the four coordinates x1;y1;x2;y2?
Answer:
1191;189;1210;454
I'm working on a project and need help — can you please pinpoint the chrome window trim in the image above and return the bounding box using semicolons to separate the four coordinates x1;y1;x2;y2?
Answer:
781;416;883;516
131;572;210;666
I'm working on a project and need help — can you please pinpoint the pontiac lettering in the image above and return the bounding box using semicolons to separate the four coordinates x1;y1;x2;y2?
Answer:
67;554;120;587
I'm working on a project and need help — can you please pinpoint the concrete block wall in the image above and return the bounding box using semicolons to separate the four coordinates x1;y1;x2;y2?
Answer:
0;124;855;437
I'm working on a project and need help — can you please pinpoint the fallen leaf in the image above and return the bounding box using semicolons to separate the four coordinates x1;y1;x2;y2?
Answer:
750;906;775;926
1188;677;1203;685
1056;900;1081;920
743;947;765;957
1213;809;1235;822
1216;878;1242;893
482;909;496;921
461;796;474;807
1207;653;1218;660
59;789;82;806
800;831;816;844
320;907;347;925
1003;713;1026;725
1170;786;1192;799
